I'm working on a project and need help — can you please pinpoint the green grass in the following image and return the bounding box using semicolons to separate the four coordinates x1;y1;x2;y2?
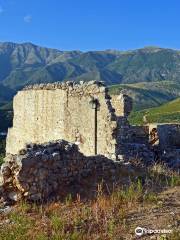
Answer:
0;170;179;240
129;98;180;125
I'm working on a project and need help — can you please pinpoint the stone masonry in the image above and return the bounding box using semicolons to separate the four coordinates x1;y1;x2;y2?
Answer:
6;80;154;162
6;80;180;164
0;81;180;202
6;81;118;159
0;140;130;202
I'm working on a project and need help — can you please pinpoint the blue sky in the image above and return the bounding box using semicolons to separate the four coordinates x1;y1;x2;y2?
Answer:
0;0;180;51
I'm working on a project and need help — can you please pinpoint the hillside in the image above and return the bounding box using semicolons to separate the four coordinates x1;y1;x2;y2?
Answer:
109;81;180;110
0;84;15;105
0;43;180;101
129;98;180;125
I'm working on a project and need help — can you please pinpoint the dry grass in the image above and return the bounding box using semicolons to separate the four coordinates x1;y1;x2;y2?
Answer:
0;164;179;240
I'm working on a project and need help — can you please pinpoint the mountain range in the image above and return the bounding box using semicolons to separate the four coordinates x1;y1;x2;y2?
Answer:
0;42;180;109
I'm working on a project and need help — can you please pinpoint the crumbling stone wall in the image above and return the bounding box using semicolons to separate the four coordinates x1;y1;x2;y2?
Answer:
110;94;154;163
149;124;180;168
5;80;180;169
115;117;154;163
126;126;149;144
5;80;156;163
157;124;180;149
111;93;133;117
0;140;121;202
6;81;117;158
1;81;180;203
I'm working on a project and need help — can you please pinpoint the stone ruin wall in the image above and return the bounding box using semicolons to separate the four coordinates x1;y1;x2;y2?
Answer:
1;140;106;201
111;94;133;117
5;80;161;163
148;124;180;168
6;81;117;158
1;81;180;203
0;140;135;202
5;80;180;166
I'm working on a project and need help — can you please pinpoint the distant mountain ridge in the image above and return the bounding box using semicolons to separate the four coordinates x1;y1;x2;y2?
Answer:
0;42;83;89
0;42;180;108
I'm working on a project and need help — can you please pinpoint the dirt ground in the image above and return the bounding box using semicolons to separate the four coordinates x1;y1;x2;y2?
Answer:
124;186;180;239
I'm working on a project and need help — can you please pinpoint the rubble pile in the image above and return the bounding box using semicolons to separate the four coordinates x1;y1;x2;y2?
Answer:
0;140;119;202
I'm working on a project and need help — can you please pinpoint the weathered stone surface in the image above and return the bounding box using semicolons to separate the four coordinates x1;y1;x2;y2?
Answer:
6;81;117;158
111;93;133;117
2;81;180;203
6;80;180;163
0;140;123;202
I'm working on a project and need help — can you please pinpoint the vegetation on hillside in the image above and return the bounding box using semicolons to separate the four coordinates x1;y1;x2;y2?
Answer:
129;98;180;125
0;43;180;99
109;81;180;110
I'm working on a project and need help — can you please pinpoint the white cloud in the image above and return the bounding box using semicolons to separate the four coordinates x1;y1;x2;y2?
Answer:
24;15;32;23
0;6;4;14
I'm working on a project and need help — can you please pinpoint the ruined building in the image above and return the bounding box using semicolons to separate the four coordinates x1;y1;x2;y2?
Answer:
6;81;133;159
1;81;180;202
5;81;180;163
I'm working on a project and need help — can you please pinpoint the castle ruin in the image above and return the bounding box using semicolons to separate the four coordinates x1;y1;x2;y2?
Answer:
6;81;133;159
0;81;180;202
5;81;180;163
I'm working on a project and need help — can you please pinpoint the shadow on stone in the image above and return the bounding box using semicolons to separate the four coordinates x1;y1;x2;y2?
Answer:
0;140;147;204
